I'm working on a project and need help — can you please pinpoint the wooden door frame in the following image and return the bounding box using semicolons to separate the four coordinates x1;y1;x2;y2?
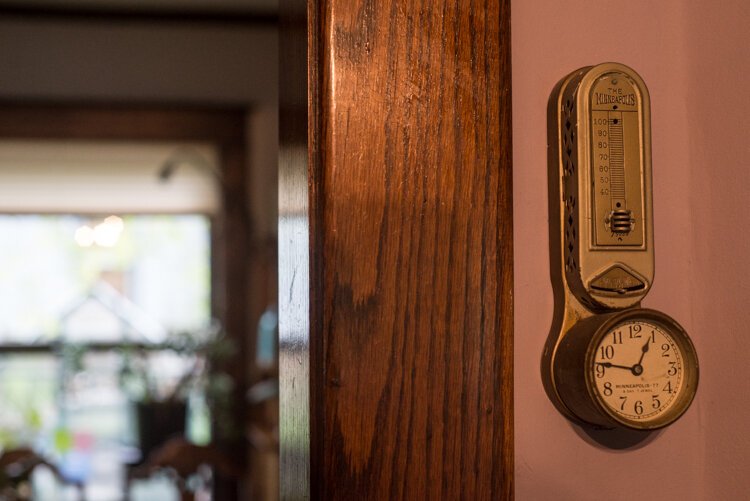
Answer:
280;1;513;498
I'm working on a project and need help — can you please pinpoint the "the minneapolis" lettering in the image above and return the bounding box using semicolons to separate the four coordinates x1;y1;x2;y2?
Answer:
595;92;636;106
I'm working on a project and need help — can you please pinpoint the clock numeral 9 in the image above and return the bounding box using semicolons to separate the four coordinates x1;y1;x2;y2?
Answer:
595;364;605;378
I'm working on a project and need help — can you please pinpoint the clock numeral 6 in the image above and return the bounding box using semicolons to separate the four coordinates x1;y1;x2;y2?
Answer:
634;400;644;415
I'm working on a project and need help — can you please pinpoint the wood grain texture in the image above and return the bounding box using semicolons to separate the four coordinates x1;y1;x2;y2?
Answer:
307;0;513;498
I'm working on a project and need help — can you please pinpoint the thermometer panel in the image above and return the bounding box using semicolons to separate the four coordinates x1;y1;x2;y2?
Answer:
558;62;654;310
590;73;645;248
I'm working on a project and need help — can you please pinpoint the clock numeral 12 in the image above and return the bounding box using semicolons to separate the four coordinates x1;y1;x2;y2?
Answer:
629;324;642;338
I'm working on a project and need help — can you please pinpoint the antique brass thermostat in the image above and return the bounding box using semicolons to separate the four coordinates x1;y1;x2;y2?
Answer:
543;63;699;431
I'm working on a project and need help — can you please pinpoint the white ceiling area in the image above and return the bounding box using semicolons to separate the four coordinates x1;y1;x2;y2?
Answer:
0;140;221;214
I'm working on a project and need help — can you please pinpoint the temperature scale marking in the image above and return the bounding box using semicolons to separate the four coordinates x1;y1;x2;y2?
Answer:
608;112;625;209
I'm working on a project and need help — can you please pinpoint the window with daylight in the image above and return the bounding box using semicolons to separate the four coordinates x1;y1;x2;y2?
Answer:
0;140;219;500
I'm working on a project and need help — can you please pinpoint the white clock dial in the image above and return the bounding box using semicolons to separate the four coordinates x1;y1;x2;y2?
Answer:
592;321;683;422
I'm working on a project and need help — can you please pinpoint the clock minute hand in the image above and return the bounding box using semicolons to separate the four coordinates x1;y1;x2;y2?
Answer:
596;362;632;371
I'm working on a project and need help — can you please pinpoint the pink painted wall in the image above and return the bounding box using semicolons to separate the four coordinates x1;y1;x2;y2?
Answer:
513;1;750;499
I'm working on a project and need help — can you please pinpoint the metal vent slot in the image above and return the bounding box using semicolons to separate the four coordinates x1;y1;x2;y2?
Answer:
562;84;579;275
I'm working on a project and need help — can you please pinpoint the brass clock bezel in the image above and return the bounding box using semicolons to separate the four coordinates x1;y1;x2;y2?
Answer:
584;308;699;431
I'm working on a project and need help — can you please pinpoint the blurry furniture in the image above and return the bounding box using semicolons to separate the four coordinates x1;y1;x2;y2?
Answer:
126;437;238;501
0;447;83;500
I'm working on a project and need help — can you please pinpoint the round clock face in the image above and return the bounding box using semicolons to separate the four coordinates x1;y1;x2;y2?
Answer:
588;313;698;429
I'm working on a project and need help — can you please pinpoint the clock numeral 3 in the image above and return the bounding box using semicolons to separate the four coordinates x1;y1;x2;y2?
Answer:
667;361;678;376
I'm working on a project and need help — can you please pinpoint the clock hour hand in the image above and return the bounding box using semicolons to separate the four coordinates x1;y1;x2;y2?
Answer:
627;338;651;376
636;338;650;366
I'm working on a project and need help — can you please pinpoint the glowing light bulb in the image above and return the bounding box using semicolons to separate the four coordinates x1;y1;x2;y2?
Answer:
94;219;122;247
104;215;124;232
74;225;95;247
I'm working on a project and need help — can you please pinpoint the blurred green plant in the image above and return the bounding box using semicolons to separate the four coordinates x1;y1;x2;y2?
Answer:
118;323;234;402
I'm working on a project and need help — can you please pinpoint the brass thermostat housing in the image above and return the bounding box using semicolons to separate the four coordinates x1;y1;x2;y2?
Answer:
543;63;698;432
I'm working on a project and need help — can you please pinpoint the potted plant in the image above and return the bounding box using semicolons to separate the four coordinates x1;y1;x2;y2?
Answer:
117;323;235;464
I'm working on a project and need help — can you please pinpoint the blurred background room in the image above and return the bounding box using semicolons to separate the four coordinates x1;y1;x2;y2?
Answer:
0;1;279;499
